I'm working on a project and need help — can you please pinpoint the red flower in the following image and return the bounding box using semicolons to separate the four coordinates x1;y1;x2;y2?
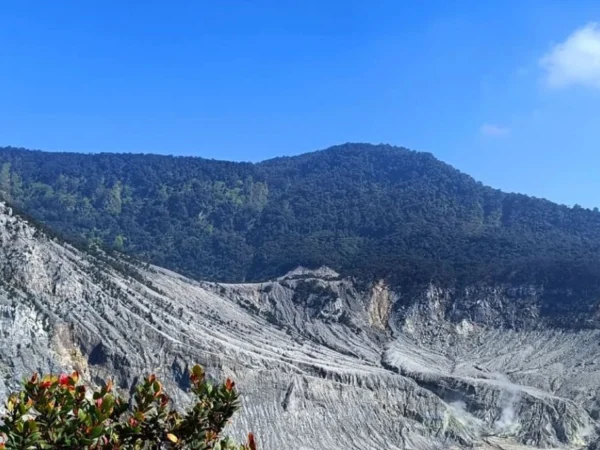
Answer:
225;378;235;391
59;374;69;386
247;432;256;450
39;381;52;389
160;394;169;407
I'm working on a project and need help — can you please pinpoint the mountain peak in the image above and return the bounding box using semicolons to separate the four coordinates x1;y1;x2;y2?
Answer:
0;144;599;288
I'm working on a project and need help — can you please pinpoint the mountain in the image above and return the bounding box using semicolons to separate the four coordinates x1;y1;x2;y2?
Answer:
3;143;600;448
2;143;600;289
0;200;599;450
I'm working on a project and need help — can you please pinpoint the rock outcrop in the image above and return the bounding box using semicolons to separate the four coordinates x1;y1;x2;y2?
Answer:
0;202;598;449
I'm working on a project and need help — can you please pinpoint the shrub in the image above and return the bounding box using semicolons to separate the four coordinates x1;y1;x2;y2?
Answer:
0;365;256;449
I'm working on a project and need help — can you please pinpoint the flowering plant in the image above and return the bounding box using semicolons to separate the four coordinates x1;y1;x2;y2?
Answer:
0;365;255;449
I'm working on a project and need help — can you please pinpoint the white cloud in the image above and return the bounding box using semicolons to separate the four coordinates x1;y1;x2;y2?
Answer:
540;22;600;89
480;124;510;137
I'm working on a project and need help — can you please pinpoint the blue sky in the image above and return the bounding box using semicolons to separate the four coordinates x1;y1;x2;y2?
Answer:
1;1;600;207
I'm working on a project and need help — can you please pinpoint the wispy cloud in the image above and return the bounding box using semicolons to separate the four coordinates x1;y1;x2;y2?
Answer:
540;22;600;89
480;124;510;137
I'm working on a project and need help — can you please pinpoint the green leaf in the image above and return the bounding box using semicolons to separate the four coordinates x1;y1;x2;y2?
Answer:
89;425;105;439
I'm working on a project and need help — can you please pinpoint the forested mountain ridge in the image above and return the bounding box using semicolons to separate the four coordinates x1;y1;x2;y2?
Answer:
1;143;599;286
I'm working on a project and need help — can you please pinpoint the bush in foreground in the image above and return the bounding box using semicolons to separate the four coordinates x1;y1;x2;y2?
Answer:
0;365;255;449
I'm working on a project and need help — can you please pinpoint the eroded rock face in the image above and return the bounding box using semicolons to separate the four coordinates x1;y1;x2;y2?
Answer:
0;201;599;449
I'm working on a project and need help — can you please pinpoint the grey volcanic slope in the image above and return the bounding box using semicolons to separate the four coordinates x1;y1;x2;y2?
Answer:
0;201;599;450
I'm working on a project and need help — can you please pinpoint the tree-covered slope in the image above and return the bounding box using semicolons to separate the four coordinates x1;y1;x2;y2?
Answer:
1;143;599;285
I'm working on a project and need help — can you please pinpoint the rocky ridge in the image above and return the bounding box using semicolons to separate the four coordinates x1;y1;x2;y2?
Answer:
0;202;599;449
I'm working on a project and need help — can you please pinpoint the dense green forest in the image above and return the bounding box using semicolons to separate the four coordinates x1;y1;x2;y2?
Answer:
1;143;600;288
